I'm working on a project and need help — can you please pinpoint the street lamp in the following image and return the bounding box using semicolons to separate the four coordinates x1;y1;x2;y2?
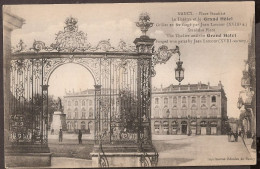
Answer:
175;54;184;84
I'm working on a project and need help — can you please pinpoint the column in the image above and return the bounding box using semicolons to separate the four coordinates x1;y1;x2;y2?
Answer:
94;84;102;144
3;6;24;147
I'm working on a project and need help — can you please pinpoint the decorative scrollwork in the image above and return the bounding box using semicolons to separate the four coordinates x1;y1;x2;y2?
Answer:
12;17;138;54
140;151;159;167
153;45;180;65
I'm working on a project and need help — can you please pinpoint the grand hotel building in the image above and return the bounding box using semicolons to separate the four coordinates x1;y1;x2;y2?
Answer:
151;82;227;135
62;82;227;135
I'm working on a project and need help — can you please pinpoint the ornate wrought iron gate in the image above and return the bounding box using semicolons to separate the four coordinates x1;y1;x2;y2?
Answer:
8;13;182;166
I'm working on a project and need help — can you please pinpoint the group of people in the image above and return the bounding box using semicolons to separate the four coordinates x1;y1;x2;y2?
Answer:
58;129;83;144
227;130;239;142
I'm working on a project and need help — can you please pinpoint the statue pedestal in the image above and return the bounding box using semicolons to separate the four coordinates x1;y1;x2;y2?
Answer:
51;111;66;133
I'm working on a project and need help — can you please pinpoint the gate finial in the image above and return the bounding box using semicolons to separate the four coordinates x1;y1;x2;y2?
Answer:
136;12;154;38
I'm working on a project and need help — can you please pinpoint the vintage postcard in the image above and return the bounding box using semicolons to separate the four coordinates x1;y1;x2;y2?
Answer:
3;1;256;168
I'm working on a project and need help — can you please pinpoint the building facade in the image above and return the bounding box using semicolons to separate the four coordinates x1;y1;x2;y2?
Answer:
63;89;119;133
151;82;228;135
63;89;96;133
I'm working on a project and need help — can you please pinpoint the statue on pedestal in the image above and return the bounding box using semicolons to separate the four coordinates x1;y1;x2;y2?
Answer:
51;97;67;134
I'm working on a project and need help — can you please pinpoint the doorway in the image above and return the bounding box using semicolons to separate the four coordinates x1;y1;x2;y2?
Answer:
181;121;187;134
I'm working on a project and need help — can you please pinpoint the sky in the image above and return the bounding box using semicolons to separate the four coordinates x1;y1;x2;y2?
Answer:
8;2;254;118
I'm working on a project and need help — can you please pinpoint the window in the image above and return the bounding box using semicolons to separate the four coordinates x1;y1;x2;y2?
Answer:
191;105;197;117
89;108;93;118
201;109;207;117
82;108;86;119
201;96;206;104
172;108;178;117
81;121;86;130
191;97;196;103
67;109;71;118
154;106;160;118
74;108;78;119
75;101;78;106
191;110;197;117
210;105;218;117
155;98;159;104
163;106;169;118
212;96;216;103
74;121;78;129
173;97;177;104
181;110;187;117
82;100;85;106
68;101;71;106
182;97;186;104
89;100;93;106
164;98;168;104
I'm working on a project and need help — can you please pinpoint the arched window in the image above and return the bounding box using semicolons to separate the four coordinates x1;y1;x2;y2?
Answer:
68;101;71;106
89;108;93;118
81;121;86;130
82;100;85;106
154;121;160;132
155;98;159;104
164;98;168;104
75;100;78;106
212;96;216;103
89;100;93;106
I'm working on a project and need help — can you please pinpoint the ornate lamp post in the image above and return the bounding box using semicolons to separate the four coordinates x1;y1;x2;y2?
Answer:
175;54;184;84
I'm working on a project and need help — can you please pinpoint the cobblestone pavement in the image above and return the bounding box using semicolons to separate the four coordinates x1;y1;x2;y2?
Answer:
152;135;256;166
45;134;256;167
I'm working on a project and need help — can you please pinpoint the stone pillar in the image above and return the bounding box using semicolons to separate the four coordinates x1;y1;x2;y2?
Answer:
4;8;52;167
94;84;102;143
3;6;24;147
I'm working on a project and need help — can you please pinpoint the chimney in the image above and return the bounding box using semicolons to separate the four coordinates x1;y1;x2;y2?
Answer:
197;82;201;89
218;81;222;88
188;83;190;90
207;82;210;89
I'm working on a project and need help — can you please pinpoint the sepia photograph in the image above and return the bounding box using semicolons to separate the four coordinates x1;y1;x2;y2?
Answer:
3;1;256;168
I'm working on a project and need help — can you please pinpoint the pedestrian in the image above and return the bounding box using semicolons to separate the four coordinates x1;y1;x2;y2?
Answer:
238;130;241;137
51;128;54;135
234;132;238;142
227;130;231;142
78;129;82;144
59;129;63;142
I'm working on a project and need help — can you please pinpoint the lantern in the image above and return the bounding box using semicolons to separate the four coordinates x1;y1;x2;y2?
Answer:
175;59;184;83
241;70;250;88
